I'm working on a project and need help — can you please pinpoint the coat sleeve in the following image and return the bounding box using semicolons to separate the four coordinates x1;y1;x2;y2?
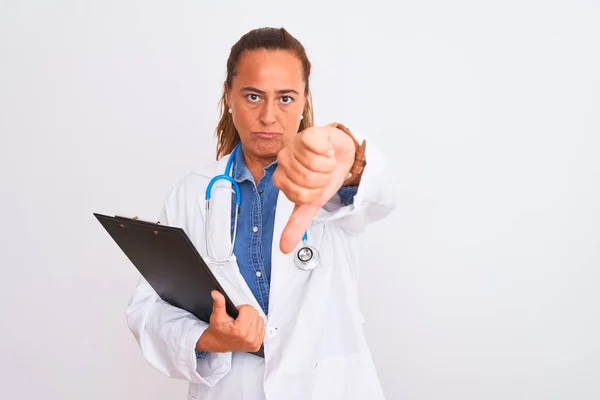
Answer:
125;193;232;387
317;133;397;233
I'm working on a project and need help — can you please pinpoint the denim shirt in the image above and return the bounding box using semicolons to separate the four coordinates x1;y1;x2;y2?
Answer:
196;148;357;359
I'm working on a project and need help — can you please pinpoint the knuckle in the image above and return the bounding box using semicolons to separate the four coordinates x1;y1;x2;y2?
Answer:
304;191;314;203
299;131;312;145
277;178;291;192
273;174;285;190
238;305;251;313
302;173;315;187
276;152;288;167
235;326;247;337
306;158;320;172
305;172;326;188
284;188;300;203
298;190;317;204
322;158;336;172
295;190;309;204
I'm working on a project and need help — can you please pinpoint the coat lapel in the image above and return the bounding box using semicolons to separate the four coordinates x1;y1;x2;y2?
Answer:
196;157;231;260
195;157;266;319
193;153;315;321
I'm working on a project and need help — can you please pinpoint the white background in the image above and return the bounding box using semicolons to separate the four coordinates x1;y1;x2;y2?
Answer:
1;1;599;399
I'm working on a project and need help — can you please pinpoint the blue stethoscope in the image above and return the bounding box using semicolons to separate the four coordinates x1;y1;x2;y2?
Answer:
204;142;320;271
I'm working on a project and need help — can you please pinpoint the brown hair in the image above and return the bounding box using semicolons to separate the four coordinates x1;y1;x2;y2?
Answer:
215;27;314;159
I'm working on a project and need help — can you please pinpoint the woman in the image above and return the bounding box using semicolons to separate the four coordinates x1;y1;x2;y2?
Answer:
126;27;395;400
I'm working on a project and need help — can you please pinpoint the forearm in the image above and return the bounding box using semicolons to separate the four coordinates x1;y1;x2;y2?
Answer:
126;277;232;386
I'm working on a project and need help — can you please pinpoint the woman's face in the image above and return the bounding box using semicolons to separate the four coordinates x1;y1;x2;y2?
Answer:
226;49;306;161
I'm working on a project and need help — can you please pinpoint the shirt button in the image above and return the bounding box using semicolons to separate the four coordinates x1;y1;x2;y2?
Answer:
266;326;278;339
252;226;259;233
256;271;262;277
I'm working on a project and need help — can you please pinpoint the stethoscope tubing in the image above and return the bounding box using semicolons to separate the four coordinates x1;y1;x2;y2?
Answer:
204;142;319;270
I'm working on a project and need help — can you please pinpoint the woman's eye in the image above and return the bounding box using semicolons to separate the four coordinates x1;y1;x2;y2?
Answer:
247;94;260;102
280;96;293;104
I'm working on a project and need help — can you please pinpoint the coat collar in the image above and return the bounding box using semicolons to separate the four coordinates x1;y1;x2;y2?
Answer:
192;153;231;179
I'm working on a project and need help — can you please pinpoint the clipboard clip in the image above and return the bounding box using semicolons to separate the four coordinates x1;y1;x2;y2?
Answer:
112;215;162;236
114;215;161;224
131;216;161;224
114;215;162;234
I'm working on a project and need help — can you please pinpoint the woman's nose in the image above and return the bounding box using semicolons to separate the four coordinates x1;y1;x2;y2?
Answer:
259;102;277;126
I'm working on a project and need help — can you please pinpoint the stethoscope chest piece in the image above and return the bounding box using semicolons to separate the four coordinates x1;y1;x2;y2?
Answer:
294;242;320;271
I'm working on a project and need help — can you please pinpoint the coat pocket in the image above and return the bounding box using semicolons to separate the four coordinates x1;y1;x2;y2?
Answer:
311;353;381;400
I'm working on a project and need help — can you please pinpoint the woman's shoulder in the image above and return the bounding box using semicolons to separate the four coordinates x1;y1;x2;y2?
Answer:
162;156;230;207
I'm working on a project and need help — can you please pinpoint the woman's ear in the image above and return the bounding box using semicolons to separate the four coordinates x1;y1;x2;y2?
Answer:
224;82;231;110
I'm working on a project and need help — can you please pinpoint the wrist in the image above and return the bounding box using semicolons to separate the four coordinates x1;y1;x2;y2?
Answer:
195;327;214;352
327;122;366;185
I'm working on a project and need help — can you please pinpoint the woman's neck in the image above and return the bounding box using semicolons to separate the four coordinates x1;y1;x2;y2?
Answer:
243;152;276;184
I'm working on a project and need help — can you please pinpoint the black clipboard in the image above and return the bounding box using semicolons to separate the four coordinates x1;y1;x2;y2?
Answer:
94;213;265;358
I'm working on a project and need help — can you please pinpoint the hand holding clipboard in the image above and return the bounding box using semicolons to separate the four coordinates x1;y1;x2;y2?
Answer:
94;213;265;358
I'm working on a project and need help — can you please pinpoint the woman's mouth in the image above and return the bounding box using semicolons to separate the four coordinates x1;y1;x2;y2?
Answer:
252;132;281;139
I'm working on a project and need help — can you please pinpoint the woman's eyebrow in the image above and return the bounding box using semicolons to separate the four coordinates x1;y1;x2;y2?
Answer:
241;86;300;95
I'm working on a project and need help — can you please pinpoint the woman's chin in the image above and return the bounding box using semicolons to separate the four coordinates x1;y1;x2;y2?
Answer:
247;138;284;158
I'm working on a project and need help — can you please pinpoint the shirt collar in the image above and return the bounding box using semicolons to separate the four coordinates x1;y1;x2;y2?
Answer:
232;146;278;183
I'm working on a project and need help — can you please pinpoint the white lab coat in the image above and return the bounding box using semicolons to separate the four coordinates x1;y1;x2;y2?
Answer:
126;135;396;400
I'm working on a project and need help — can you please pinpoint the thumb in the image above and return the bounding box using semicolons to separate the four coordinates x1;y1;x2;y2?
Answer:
210;290;229;319
280;203;321;254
